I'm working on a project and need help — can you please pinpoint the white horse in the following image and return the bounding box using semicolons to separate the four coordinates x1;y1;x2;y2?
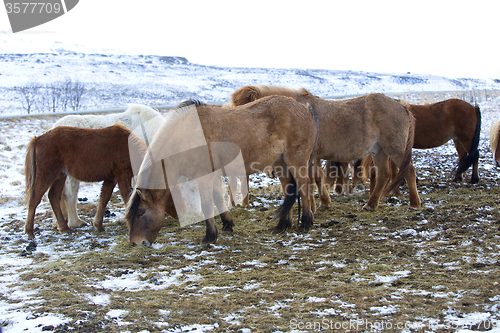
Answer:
52;104;166;228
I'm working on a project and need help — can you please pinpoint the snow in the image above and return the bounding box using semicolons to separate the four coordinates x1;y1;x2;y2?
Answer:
0;37;500;332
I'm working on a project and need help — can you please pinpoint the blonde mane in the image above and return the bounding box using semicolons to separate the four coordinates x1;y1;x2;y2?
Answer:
231;85;313;106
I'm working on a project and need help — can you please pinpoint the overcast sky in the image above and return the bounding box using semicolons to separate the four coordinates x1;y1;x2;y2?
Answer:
1;0;498;79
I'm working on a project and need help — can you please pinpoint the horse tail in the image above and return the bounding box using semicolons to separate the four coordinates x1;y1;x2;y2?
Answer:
489;120;500;163
231;86;260;106
25;136;39;206
455;105;481;176
384;109;415;196
273;103;319;222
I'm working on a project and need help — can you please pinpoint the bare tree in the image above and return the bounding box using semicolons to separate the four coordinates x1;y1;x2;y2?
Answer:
17;80;40;114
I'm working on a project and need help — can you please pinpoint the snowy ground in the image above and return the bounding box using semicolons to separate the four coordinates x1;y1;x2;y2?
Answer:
0;92;499;332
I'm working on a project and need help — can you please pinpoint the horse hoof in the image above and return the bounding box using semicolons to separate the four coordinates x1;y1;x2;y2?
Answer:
361;204;375;211
68;219;86;229
221;228;233;236
201;236;217;244
58;227;73;234
317;205;330;211
272;226;288;235
298;225;311;233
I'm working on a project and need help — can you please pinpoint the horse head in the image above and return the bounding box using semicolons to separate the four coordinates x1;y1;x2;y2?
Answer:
125;188;177;246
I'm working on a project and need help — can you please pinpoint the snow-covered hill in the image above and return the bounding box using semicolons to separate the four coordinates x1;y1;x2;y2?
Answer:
1;38;500;115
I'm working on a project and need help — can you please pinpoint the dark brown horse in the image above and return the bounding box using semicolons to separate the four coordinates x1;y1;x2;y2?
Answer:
231;85;420;211
24;124;152;239
126;96;319;246
352;99;481;192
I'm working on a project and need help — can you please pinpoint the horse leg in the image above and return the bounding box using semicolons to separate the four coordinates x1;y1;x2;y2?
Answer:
197;179;218;244
227;176;237;207
25;178;53;239
116;176;132;205
290;163;314;232
362;151;390;211
241;175;250;207
405;160;421;209
48;175;71;234
213;177;234;233
387;160;401;196
339;162;352;195
65;177;86;228
315;160;330;210
273;156;293;233
452;139;467;182
93;180;116;232
323;160;338;193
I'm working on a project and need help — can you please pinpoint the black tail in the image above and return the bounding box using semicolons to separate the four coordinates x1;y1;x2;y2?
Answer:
273;176;297;220
455;105;481;177
273;103;319;222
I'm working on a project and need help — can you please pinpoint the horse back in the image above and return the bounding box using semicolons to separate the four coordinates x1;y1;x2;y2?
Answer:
36;125;136;183
410;99;478;149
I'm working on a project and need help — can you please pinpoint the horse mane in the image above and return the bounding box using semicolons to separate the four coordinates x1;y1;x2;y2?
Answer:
489;120;500;155
52;104;162;131
231;85;313;106
124;104;161;121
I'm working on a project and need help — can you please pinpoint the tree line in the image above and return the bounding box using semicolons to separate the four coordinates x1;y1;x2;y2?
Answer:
17;79;85;114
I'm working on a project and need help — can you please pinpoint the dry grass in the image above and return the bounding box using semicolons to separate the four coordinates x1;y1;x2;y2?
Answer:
1;93;500;332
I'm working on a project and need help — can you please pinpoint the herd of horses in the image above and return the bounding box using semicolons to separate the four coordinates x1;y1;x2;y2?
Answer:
24;85;495;246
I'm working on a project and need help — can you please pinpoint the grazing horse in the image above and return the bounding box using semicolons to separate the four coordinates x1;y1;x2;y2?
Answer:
125;96;319;246
357;99;481;191
231;85;420;211
489;120;500;166
52;104;165;229
24;124;150;239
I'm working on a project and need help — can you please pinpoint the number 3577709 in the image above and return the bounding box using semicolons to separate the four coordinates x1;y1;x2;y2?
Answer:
5;2;62;14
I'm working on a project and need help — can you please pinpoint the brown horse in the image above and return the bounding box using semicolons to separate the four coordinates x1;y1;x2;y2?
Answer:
231;85;420;211
125;96;319;246
354;99;481;192
490;120;500;166
24;124;152;239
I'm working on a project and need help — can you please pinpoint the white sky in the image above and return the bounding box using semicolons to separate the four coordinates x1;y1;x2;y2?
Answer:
1;0;498;79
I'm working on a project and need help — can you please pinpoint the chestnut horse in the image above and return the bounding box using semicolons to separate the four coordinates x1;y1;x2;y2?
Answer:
231;85;420;211
52;104;165;229
24;124;151;239
353;99;481;192
490;120;500;166
126;96;319;246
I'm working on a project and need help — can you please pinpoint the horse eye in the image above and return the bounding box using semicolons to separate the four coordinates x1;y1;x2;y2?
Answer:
137;210;145;217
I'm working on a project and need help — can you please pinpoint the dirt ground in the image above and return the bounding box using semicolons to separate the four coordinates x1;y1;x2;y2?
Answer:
1;92;500;332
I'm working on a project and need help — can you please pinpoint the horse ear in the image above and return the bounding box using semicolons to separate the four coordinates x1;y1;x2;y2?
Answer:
136;188;149;202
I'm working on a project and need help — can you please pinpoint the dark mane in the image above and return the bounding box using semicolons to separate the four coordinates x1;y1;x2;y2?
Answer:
176;99;207;108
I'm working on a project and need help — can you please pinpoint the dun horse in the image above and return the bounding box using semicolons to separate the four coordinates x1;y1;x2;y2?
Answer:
126;96;319;246
52;104;165;229
231;85;420;211
24;124;150;239
489;120;500;166
353;99;481;192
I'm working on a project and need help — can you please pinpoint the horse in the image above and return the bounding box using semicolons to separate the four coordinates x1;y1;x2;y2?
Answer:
356;99;481;192
52;104;165;229
125;95;319;246
231;85;420;211
24;124;150;239
490;121;500;166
